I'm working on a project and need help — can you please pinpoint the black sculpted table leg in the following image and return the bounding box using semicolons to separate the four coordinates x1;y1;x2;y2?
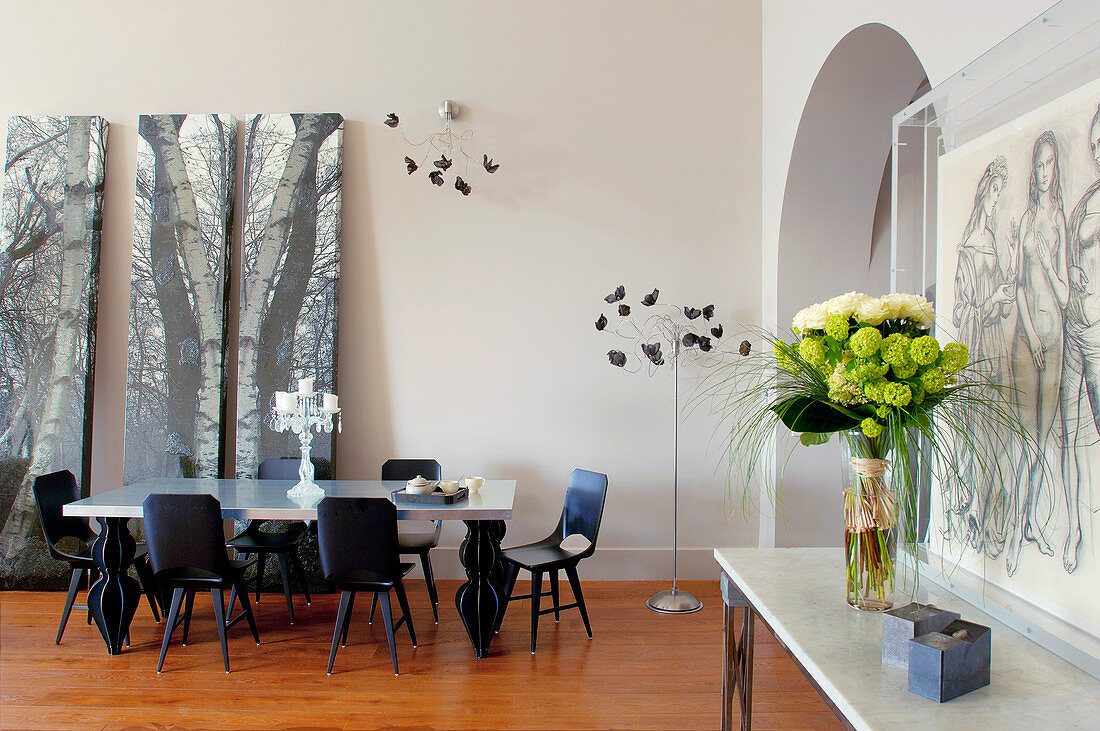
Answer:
87;517;140;655
456;519;506;658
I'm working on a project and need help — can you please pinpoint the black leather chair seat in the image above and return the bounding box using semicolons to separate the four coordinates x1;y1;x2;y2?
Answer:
328;562;415;590
226;523;308;553
501;541;582;570
397;531;438;551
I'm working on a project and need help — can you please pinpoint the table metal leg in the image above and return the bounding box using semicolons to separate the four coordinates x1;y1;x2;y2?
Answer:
87;517;140;655
456;519;507;658
722;572;754;731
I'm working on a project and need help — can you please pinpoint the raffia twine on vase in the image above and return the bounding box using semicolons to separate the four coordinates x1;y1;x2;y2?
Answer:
844;457;898;533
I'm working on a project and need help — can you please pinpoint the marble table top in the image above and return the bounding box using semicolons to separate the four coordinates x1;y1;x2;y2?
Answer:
63;478;515;521
714;547;1100;730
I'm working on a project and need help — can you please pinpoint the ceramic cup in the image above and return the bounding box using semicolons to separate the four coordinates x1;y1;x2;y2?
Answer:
463;476;485;493
438;480;461;495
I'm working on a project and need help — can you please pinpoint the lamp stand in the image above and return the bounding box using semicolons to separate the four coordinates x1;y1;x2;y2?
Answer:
647;338;702;614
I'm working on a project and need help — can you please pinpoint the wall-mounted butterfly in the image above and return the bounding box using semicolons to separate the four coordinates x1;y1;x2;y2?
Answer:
711;324;723;339
641;342;664;366
608;350;627;367
618;304;630;317
429;170;444;186
604;285;625;304
434;155;452;171
642;288;659;306
455;177;471;196
698;336;713;353
595;314;607;331
385;113;399;128
739;340;751;356
483;154;499;173
682;333;698;348
684;307;702;320
702;305;715;320
404;156;418;174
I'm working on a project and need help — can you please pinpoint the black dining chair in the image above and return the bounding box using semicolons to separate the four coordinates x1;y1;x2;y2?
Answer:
317;497;416;675
226;458;312;624
500;468;608;653
143;493;259;673
32;470;161;645
380;458;443;623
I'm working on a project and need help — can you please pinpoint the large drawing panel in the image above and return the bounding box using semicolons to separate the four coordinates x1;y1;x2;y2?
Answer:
124;115;237;483
934;77;1100;640
235;114;343;478
0;115;106;586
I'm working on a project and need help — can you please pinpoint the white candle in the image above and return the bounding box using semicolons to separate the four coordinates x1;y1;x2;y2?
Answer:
274;392;291;412
298;377;314;396
323;394;338;412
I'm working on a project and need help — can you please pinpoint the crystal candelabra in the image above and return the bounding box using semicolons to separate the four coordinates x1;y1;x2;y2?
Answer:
270;377;341;501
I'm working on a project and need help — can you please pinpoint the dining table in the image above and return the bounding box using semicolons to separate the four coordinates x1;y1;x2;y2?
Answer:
63;478;516;659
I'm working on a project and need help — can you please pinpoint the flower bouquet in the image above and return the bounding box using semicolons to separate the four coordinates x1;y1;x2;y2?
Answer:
707;291;1025;610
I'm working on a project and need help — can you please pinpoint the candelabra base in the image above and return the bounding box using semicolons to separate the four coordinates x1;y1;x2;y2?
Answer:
646;588;702;614
286;481;325;502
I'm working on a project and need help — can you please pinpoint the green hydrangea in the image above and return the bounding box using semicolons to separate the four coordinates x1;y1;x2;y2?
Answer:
911;381;925;405
921;366;945;394
940;342;968;374
882;382;912;407
860;417;883;439
849;327;883;358
798;337;827;367
849;358;889;383
881;334;913;368
825;314;851;342
774;340;797;373
910;335;941;365
875;404;892;419
863;378;887;403
827;364;869;405
891;360;918;380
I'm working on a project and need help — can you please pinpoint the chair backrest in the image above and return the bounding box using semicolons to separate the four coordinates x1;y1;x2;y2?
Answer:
381;458;441;482
558;469;608;546
257;458;300;480
32;470;94;549
317;497;400;581
143;493;231;579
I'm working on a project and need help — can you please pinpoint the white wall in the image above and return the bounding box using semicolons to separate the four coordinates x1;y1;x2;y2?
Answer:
0;1;762;578
761;0;1055;546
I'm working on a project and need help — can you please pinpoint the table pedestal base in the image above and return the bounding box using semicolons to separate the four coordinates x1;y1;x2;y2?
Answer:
721;572;754;731
456;519;507;659
88;517;140;655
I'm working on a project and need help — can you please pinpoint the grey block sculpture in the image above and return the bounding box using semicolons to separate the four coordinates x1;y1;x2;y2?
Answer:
882;602;961;669
908;619;991;702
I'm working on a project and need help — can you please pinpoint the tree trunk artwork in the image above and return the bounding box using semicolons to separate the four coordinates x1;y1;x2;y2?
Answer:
124;115;236;484
0;116;106;586
235;114;342;479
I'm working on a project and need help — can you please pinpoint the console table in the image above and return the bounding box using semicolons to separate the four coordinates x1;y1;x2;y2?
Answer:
64;478;515;659
714;547;1100;730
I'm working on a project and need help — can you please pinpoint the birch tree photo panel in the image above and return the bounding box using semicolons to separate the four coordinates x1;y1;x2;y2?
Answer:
0;116;106;586
124;114;237;484
235;113;343;478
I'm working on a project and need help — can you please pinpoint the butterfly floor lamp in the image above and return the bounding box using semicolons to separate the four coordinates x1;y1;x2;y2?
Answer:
596;286;725;613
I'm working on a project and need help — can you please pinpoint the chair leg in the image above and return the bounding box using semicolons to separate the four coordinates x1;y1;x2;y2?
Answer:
565;565;593;638
157;588;185;673
340;592;356;647
394;579;417;647
378;591;399;675
277;554;295;625
56;568;83;644
369;591;378;624
135;556;161;622
211;588;230;673
235;583;260;645
550;570;560;623
182;590;195;645
290;552;312;606
420;550;439;624
494;562;521;635
255;553;267;603
328;590;354;675
530;570;543;654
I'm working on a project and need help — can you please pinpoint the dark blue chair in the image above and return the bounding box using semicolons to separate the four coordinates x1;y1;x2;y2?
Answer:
380;458;443;623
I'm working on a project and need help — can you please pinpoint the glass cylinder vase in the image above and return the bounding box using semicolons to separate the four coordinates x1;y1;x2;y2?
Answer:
842;429;898;611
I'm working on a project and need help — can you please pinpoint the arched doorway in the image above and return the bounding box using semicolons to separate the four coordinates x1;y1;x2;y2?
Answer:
772;23;929;547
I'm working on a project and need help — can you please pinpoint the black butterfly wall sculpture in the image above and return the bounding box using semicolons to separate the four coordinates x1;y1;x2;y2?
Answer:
739;340;751;356
386;111;500;196
594;284;725;373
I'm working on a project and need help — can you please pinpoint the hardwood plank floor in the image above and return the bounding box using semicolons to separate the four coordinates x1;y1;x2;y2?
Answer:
0;580;843;730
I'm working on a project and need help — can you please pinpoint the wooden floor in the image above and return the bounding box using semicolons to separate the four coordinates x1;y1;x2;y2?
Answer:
1;580;842;730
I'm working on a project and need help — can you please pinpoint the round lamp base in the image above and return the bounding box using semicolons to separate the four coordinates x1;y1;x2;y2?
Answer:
646;588;702;614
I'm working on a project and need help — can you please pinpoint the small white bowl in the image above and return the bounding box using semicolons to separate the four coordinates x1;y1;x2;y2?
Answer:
463;476;485;493
438;480;461;495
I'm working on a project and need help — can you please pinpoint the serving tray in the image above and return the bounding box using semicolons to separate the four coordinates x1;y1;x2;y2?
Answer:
392;487;469;504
